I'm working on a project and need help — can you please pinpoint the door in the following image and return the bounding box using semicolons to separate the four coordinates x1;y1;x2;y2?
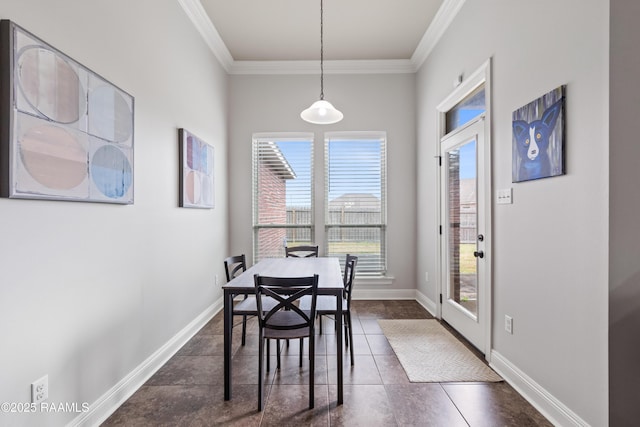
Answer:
440;118;487;352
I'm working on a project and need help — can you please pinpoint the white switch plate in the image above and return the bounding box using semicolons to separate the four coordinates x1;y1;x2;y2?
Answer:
505;315;513;334
497;188;512;204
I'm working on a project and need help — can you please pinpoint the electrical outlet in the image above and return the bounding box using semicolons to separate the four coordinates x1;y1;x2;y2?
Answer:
504;315;513;334
31;375;48;404
215;274;219;286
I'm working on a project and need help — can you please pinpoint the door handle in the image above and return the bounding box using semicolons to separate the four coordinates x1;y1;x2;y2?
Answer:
473;250;484;259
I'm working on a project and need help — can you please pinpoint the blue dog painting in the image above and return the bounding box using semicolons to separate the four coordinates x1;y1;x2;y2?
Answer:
512;86;565;182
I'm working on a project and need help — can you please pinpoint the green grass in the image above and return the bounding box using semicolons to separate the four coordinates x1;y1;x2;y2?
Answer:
288;241;381;254
459;243;477;274
328;241;380;254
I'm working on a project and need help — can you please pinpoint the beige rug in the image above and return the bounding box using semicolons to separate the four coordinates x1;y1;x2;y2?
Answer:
378;319;502;383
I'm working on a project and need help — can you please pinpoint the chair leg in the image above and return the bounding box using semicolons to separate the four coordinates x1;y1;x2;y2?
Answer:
347;312;354;366
309;331;315;409
241;314;247;346
266;339;270;372
319;314;323;335
258;336;264;411
344;316;349;348
277;339;281;370
299;337;304;367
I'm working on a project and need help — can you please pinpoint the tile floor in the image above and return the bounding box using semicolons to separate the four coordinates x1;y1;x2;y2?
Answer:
103;300;552;426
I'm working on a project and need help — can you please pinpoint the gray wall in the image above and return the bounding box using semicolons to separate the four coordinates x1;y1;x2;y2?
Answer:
0;1;229;425
416;0;608;425
610;0;640;425
228;73;417;292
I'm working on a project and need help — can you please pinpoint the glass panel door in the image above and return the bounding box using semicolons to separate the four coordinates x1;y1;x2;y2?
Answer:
447;138;477;317
441;119;486;352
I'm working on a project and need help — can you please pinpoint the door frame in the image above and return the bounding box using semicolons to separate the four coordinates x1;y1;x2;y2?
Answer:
435;59;493;359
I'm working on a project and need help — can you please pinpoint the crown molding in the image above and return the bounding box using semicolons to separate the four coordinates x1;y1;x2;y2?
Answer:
178;0;233;72
229;59;416;75
411;0;467;69
180;0;465;75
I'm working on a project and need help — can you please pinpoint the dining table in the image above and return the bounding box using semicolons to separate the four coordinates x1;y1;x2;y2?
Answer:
222;256;345;405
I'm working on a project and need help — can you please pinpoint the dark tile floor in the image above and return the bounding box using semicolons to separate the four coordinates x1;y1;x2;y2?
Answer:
103;300;552;426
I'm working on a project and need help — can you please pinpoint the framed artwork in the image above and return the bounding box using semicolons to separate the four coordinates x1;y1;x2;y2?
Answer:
512;85;565;183
178;128;214;209
0;20;134;203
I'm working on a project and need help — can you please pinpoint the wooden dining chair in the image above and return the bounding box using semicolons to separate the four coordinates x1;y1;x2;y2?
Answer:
254;274;318;411
300;254;358;365
285;245;319;258
224;254;276;346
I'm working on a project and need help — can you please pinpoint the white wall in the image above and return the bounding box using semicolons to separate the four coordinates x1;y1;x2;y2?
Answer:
0;1;228;425
416;0;608;425
228;73;417;292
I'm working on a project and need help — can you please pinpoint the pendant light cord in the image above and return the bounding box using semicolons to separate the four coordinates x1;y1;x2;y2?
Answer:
320;0;324;100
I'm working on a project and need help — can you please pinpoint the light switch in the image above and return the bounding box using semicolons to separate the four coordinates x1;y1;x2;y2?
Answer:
497;188;512;204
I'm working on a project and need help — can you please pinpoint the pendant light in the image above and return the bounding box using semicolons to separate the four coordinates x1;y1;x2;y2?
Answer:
300;0;343;124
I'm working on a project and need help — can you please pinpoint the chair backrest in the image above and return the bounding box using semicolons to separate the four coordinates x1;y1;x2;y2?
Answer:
343;255;358;306
254;274;319;332
285;245;319;258
224;254;246;282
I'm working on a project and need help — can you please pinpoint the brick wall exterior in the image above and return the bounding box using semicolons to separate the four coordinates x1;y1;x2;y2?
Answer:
257;161;286;258
448;151;461;302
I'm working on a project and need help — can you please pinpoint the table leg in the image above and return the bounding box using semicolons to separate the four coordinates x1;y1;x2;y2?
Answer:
224;289;233;400
336;291;343;405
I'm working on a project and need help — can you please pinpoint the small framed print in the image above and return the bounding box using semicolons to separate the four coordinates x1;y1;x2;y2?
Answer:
178;128;214;209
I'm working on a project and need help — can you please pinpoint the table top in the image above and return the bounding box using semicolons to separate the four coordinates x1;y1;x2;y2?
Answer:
223;257;343;292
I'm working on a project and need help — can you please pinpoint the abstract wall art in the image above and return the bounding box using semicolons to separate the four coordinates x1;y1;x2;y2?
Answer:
512;85;565;183
178;128;214;209
0;20;134;203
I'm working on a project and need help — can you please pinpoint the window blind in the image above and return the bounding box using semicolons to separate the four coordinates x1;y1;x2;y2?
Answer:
325;133;387;275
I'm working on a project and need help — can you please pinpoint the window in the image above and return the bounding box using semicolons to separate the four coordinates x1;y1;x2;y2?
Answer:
253;134;313;262
325;132;387;275
445;85;486;134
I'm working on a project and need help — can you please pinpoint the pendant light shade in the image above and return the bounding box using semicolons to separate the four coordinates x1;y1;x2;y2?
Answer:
301;0;343;124
300;99;343;124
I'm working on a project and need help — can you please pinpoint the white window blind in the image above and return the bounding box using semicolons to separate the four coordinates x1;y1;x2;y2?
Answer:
253;134;314;262
325;132;387;275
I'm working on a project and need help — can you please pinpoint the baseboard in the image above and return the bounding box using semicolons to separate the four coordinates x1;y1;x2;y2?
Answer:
414;289;437;317
351;288;416;300
68;299;223;427
490;350;589;427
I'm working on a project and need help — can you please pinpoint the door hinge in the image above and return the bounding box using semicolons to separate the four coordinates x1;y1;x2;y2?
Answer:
434;155;442;166
439;225;442;235
439;294;443;304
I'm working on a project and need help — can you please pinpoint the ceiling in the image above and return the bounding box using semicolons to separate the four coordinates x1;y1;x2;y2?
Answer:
199;0;444;61
179;0;463;73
